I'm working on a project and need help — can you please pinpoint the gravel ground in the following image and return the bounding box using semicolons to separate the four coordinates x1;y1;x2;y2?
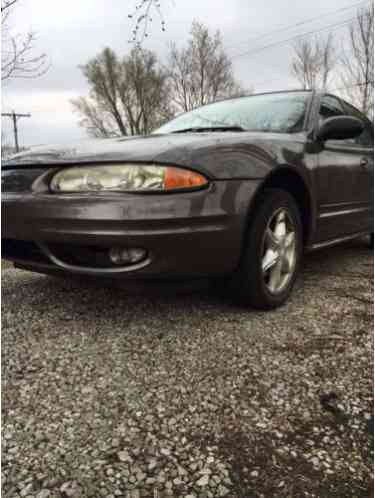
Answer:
2;238;373;498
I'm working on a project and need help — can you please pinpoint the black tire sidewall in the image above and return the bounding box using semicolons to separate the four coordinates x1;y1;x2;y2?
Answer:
237;189;303;309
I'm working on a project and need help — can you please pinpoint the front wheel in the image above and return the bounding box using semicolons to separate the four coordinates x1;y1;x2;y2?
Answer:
232;189;303;310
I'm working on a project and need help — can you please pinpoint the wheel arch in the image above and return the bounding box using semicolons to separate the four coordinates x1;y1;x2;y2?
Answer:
245;166;315;248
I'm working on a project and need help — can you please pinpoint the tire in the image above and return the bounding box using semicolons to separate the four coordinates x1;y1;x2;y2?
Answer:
232;188;303;310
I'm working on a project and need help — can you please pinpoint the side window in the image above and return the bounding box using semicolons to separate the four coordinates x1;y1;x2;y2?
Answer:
319;96;345;127
341;101;374;148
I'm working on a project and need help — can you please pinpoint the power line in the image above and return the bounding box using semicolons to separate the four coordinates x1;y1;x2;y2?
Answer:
230;12;369;91
230;16;357;60
233;4;372;91
2;111;31;152
225;0;370;54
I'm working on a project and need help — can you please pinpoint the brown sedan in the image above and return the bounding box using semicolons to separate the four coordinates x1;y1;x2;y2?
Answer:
2;90;374;309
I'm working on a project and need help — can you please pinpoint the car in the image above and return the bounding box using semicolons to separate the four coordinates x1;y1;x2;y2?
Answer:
2;90;374;309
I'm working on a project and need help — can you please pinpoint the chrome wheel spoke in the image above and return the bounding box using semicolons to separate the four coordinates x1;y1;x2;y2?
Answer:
262;248;279;273
281;252;293;274
275;211;287;239
265;228;279;250
285;231;295;248
261;208;297;295
269;258;283;293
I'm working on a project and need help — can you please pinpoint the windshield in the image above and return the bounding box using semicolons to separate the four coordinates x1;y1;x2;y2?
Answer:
154;92;310;134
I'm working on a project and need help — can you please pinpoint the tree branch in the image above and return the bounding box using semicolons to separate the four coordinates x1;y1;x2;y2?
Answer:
1;0;50;81
128;0;166;45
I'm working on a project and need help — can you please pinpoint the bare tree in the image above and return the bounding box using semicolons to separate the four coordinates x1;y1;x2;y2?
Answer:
340;4;374;117
72;47;171;137
1;0;49;81
167;21;245;113
291;34;336;91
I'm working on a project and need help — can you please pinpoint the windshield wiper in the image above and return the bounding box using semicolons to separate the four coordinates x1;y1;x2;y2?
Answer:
171;125;245;134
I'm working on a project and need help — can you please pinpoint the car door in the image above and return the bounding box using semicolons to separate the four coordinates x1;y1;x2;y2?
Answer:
315;94;373;242
341;99;374;228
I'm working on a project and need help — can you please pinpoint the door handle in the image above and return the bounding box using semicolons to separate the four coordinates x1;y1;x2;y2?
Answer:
360;157;369;168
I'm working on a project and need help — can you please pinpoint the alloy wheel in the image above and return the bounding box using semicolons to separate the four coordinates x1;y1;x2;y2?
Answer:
261;208;297;295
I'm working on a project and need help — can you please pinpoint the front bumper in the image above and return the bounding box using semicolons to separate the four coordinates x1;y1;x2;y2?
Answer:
2;180;259;279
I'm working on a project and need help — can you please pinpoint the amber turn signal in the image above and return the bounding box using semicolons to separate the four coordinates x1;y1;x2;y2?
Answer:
164;167;208;190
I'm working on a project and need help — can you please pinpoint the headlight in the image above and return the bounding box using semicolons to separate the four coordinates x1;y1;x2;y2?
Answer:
50;164;208;193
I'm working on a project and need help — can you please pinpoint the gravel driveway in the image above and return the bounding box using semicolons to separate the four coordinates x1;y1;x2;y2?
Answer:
2;239;373;498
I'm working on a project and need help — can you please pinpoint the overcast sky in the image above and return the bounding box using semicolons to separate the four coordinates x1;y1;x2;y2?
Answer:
1;0;364;147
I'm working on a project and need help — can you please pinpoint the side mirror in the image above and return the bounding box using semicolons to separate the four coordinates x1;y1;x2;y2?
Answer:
316;115;364;142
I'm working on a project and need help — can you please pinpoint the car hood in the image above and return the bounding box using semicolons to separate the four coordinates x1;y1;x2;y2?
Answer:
3;131;306;180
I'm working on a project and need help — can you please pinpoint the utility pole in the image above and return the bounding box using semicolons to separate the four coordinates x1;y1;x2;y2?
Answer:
1;111;31;152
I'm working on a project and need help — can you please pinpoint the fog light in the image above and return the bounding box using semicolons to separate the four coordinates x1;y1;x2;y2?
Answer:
109;247;147;265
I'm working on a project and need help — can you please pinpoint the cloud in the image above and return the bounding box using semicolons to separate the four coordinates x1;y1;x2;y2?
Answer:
2;89;86;146
2;0;349;146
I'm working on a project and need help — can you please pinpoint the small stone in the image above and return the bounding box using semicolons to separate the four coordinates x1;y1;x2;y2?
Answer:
161;448;171;457
217;485;230;497
196;474;210;487
36;491;51;498
59;482;80;497
256;422;267;429
157;474;166;484
136;471;146;482
20;484;33;497
199;468;212;475
212;475;221;485
250;470;259;478
132;447;141;457
178;465;188;476
117;451;132;463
